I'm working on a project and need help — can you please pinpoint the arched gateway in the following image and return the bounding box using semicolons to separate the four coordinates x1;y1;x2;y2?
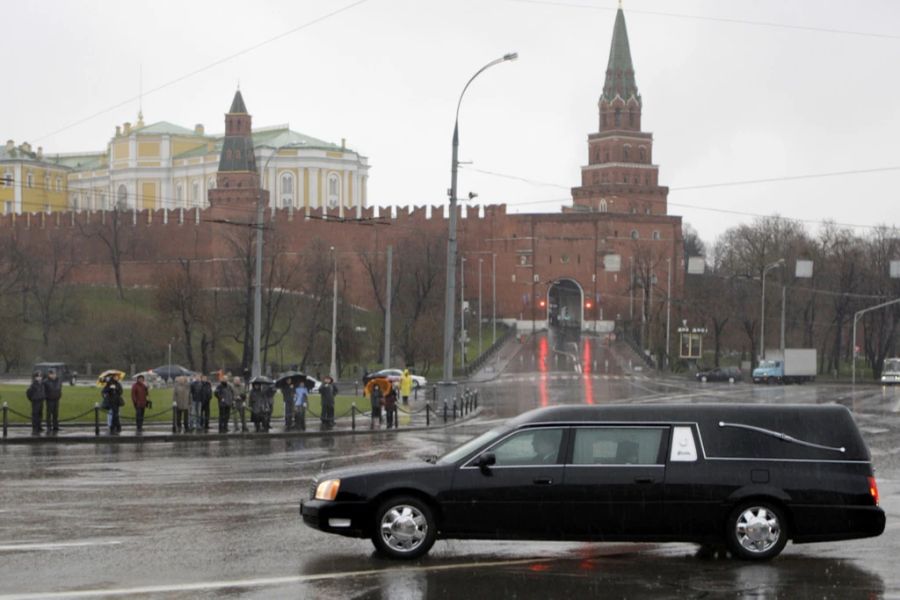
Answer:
547;279;584;330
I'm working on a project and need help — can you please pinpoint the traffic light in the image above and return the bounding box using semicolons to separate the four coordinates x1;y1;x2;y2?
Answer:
585;300;593;309
538;299;546;308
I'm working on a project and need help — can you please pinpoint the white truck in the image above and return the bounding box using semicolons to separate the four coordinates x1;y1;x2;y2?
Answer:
752;349;817;384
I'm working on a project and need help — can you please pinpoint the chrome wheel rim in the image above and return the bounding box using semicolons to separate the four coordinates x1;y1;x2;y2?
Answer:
735;506;781;554
380;504;428;553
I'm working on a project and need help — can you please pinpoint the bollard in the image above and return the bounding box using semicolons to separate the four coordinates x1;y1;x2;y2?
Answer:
172;402;177;434
94;402;100;437
2;401;7;439
351;403;356;431
426;403;431;427
414;385;419;401
453;400;457;420
473;390;478;410
431;385;437;404
443;400;448;423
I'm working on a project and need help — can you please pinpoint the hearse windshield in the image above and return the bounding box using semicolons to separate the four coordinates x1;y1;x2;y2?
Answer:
437;427;508;465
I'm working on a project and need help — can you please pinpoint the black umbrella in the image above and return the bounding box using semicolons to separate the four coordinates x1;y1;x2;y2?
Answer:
250;375;275;386
275;371;305;388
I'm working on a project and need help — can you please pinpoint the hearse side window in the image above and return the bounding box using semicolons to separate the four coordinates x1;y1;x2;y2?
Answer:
571;428;664;465
489;428;564;466
670;426;698;462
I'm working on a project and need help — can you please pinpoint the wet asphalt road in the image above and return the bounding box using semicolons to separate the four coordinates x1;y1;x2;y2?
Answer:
1;330;899;599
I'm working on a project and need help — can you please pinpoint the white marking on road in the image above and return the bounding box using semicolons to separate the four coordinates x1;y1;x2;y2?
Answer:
0;540;121;552
0;556;557;599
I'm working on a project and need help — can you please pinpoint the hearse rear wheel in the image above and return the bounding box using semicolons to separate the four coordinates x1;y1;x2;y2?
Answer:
726;501;787;560
371;495;436;559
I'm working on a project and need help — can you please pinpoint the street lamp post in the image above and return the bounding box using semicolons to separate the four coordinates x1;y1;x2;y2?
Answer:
330;246;338;380
478;258;483;356
460;255;466;369
252;143;298;379
759;258;785;361
441;52;518;384
492;253;497;344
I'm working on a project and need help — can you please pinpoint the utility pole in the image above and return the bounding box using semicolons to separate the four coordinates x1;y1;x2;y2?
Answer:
383;245;393;368
460;256;466;369
665;257;672;370
330;247;338;380
478;258;483;356
492;253;496;344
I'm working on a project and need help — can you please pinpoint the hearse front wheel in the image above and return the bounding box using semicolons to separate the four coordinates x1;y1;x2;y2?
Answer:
371;496;436;559
726;501;788;560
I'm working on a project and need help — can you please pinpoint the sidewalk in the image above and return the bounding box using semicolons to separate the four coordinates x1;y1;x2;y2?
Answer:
0;396;483;444
468;332;528;383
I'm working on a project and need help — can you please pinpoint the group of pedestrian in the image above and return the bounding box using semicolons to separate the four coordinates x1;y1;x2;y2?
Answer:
366;373;408;430
25;369;63;436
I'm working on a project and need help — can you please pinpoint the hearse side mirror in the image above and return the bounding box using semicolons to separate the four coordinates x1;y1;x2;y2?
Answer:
476;452;496;473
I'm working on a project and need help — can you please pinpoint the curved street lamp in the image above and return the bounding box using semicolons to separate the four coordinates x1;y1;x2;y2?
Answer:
441;52;518;382
252;142;300;379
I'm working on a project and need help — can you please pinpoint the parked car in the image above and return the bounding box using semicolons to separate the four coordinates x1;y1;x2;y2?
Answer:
881;358;900;386
364;369;427;388
695;366;742;383
150;364;195;382
301;403;884;560
32;362;77;385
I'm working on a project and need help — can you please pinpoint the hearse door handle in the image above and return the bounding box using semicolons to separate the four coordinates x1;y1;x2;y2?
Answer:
634;477;655;484
533;478;553;485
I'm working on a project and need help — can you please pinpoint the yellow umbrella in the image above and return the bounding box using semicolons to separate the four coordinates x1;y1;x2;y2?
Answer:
96;370;126;387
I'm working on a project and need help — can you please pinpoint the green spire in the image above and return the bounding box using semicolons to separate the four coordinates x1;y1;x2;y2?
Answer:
601;7;640;103
229;89;248;114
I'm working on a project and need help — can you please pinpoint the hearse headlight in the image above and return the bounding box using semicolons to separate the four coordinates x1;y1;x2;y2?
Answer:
315;479;341;501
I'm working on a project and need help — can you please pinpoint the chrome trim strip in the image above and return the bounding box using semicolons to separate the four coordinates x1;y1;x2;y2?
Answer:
704;457;868;464
566;464;665;468
718;421;846;453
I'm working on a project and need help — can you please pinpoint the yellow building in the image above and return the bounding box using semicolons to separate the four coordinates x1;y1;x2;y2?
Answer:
4;93;370;217
64;104;369;217
0;140;70;214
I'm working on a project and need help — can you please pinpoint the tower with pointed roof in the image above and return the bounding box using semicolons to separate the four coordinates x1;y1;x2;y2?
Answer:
208;89;266;210
570;5;668;216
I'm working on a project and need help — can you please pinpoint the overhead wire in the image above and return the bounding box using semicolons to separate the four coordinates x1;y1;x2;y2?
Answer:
32;0;372;143
504;0;900;41
461;165;900;231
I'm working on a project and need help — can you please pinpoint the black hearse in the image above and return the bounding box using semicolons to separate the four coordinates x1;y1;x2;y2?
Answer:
301;404;884;560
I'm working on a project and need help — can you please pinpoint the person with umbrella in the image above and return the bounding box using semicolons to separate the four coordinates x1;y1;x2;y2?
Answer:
365;377;389;430
249;377;274;432
101;374;124;435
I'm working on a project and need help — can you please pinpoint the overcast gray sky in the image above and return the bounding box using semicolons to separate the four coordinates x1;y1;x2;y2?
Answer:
3;0;899;246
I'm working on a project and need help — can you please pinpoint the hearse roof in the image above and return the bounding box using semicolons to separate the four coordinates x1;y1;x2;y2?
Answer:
514;403;869;461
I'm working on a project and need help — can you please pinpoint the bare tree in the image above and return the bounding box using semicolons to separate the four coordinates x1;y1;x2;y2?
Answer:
77;208;132;300
21;238;75;349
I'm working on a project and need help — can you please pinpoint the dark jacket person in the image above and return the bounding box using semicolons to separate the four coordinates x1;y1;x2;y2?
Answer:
131;375;150;433
26;371;46;435
43;369;63;433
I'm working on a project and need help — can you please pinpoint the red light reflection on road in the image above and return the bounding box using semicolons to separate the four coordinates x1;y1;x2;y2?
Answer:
528;563;551;572
539;336;549;406
583;339;594;404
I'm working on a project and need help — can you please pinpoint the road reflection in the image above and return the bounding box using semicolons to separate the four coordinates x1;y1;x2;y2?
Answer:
297;547;885;600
